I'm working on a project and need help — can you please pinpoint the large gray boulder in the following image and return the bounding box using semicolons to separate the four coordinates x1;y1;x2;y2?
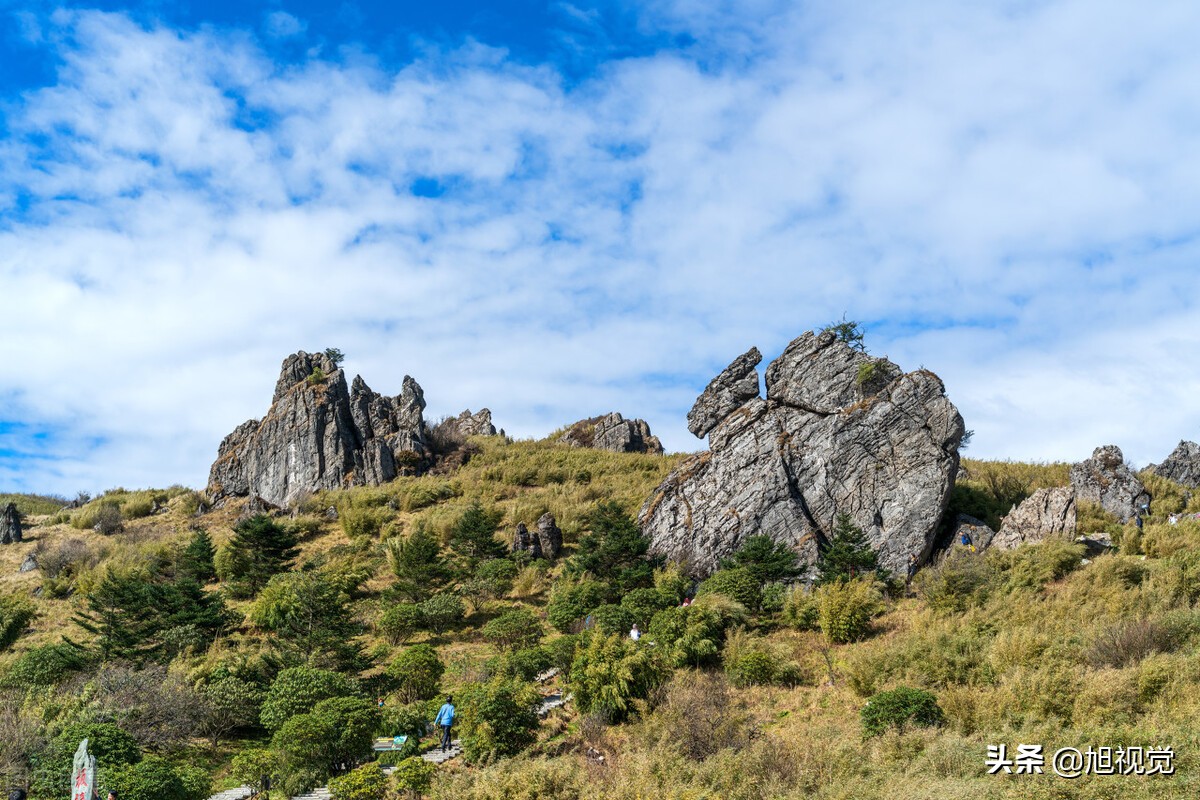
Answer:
640;330;964;577
1;502;21;544
990;487;1077;550
208;351;428;508
1069;445;1149;523
1149;440;1200;488
559;412;664;455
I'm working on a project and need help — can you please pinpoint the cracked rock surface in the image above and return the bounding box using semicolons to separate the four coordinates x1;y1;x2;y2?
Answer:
208;351;428;508
639;330;964;577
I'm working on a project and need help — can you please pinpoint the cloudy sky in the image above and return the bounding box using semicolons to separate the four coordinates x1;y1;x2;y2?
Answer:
1;0;1198;495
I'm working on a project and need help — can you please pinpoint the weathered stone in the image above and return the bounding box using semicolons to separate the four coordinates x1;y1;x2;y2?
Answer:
19;553;37;572
640;330;964;577
953;514;996;551
536;513;563;559
687;347;762;438
559;412;664;455
512;522;542;559
0;502;21;545
448;409;498;438
1069;445;1149;523
1149;440;1200;488
990;487;1077;550
208;351;428;508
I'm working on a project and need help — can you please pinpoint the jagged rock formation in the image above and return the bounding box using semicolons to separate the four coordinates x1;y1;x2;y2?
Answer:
1069;445;1149;523
953;514;996;551
512;522;542;559
558;412;664;455
1149;440;1200;488
511;513;563;559
990;487;1077;550
536;513;563;559
640;330;964;577
208;351;428;508
447;409;498;437
1;502;21;544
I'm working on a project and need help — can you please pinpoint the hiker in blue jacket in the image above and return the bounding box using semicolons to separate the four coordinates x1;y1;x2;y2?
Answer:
434;695;456;752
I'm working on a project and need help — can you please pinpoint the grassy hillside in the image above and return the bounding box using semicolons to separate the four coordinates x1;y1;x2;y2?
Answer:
2;441;1200;800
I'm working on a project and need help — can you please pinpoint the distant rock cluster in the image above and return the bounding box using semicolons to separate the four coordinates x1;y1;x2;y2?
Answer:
640;330;965;577
208;351;430;508
1149;440;1200;488
443;409;498;438
1;502;21;545
558;412;664;455
511;513;563;559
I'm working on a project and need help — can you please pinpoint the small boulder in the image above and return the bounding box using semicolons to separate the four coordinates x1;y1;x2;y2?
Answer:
991;487;1077;550
1069;445;1149;523
20;553;38;573
536;513;563;560
512;522;542;559
953;514;996;551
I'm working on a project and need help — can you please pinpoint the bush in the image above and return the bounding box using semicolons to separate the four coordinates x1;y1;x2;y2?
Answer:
419;593;465;633
501;646;554;681
458;677;542;763
997;540;1086;591
915;546;996;613
860;686;945;737
816;578;882;644
648;594;746;668
391;756;436;798
720;535;801;583
328;762;387;800
645;671;751;761
620;587;673;628
0;642;89;687
449;501;507;563
386;644;445;703
817;514;884;584
1086;617;1180;668
342;507;387;539
481;607;543;652
546;578;608;633
105;756;208;800
589;603;634;636
781;586;819;630
228;747;278;789
569;631;670;722
378;603;426;645
260;666;360;731
697;567;761;610
0;594;35;651
272;696;381;781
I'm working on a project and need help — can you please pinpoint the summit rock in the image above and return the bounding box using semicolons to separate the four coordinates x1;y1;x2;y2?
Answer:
1148;440;1200;488
1069;445;1149;523
639;330;964;577
207;351;428;508
558;412;664;455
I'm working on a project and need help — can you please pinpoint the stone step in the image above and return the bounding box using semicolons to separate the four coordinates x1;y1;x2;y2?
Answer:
206;788;254;800
420;739;463;764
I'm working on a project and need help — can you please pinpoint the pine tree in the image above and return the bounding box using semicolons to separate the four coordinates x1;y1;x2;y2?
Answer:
385;520;448;601
224;514;299;597
178;527;217;583
816;513;883;584
449;501;506;564
720;535;800;583
568;501;657;592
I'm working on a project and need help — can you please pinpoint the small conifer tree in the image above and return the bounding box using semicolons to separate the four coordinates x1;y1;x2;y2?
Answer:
816;513;884;584
179;528;217;583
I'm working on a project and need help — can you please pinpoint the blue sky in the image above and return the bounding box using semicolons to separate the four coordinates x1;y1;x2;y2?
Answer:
2;0;1200;495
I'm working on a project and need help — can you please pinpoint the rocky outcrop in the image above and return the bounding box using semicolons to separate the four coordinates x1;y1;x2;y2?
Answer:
640;330;964;577
953;514;996;551
19;553;37;572
1;502;21;544
511;513;564;559
447;409;497;438
1070;445;1149;523
559;412;664;455
990;487;1077;550
687;348;762;438
536;513;563;559
208;351;428;508
1149;441;1200;488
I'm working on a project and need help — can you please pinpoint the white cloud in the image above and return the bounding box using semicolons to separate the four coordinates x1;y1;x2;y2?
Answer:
1;3;1200;495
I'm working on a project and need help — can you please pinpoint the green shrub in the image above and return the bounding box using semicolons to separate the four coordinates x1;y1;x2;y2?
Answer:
720;535;801;583
481;607;543;652
342;507;387;539
697;567;761;610
759;582;787;613
328;762;387;800
546;578;608;633
997;539;1086;591
860;686;945;737
106;756;208;800
0;594;35;651
781;586;819;630
271;696;381;780
419;593;465;633
648;594;746;668
386;644;444;703
725;650;779;687
450;501;507;563
501;646;554;681
816;578;881;643
378;603;426;645
260;666;360;731
391;756;436;798
0;642;89;687
589;603;634;636
915;547;996;613
620;587;673;627
458;677;542;762
569;631;670;722
228;748;277;790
